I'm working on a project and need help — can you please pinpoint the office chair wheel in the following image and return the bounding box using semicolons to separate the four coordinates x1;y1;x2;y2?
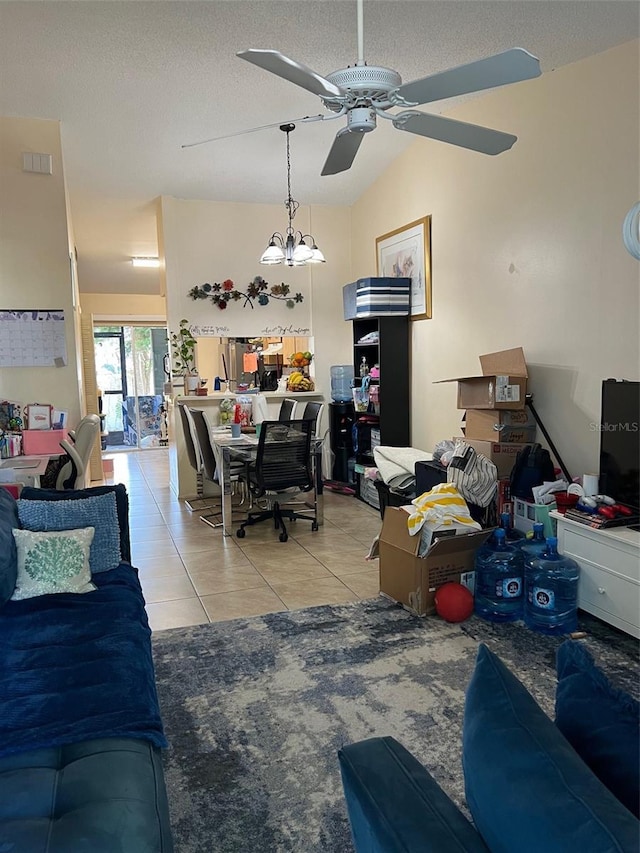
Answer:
279;531;288;542
311;521;319;531
236;528;246;539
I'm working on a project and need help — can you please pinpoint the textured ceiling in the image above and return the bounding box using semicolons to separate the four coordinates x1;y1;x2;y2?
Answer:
1;1;638;293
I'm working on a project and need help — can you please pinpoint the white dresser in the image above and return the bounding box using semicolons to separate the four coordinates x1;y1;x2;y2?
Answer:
551;511;640;638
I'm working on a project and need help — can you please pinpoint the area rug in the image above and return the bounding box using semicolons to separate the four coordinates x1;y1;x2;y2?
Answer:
152;600;639;853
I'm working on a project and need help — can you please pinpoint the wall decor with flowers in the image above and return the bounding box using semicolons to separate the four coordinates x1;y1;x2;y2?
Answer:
187;276;304;311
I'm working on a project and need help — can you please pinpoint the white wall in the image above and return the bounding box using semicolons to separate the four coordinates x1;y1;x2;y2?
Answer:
351;40;640;480
0;116;82;425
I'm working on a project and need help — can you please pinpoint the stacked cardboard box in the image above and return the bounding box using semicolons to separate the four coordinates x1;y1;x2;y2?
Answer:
439;348;536;480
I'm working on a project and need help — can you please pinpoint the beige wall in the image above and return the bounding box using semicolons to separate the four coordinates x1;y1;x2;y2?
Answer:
0;116;82;425
80;292;166;321
159;195;352;496
351;40;640;480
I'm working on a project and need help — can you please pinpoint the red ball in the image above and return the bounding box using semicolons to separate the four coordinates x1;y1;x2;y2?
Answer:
434;582;474;623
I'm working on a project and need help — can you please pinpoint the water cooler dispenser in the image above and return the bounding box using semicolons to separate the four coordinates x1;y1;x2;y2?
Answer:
329;365;356;484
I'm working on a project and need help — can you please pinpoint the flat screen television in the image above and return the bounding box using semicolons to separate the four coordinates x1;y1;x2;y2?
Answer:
598;379;640;512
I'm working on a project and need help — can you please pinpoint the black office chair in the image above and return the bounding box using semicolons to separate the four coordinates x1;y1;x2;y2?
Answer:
278;398;298;421
188;408;245;529
236;419;318;542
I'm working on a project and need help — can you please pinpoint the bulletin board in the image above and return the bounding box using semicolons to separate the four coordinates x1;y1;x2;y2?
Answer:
0;310;67;367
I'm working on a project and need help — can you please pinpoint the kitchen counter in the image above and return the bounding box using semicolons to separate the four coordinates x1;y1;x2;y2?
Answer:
175;390;323;402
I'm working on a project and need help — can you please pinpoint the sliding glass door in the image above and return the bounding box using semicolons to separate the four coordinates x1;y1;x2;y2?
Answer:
94;325;169;451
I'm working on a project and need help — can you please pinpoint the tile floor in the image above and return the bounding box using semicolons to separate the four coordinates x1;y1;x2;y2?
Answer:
105;450;384;632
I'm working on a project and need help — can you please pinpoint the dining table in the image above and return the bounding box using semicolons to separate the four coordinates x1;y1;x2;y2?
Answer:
210;426;324;537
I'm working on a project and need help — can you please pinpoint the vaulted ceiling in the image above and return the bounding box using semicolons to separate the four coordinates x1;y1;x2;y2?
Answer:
1;1;637;294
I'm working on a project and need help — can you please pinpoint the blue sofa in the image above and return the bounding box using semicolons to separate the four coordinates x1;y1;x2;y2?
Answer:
339;643;639;853
0;485;173;853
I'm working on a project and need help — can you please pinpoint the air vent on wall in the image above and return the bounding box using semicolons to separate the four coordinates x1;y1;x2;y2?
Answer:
22;152;53;174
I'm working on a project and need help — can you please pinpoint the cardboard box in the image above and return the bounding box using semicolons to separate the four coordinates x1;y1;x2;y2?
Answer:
436;348;528;410
463;439;531;478
343;277;411;319
378;506;491;616
464;409;536;443
22;428;68;456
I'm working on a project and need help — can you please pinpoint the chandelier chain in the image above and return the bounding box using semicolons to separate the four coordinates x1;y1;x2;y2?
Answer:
284;127;299;227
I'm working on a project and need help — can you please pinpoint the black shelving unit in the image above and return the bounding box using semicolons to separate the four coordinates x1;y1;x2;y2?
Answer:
352;316;410;506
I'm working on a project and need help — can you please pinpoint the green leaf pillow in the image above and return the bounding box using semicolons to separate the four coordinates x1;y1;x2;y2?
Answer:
11;527;96;600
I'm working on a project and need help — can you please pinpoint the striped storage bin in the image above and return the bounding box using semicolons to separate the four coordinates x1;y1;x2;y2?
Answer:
343;277;411;319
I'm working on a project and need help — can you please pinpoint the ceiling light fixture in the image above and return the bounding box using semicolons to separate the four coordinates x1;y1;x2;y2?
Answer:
131;257;161;268
260;124;325;267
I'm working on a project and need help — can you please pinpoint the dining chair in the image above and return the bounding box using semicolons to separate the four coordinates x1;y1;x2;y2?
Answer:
300;401;325;438
177;403;215;512
188;408;245;529
235;419;318;542
278;398;298;421
55;414;101;490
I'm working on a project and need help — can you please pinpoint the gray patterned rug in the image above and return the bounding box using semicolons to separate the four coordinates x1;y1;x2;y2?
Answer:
152;599;639;853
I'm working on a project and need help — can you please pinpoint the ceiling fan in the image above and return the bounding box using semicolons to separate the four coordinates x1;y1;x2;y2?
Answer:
184;0;542;175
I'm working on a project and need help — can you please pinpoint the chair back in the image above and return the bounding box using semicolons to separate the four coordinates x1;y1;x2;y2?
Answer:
56;414;101;490
278;398;298;422
188;408;217;483
301;401;324;437
254;420;313;493
178;403;201;473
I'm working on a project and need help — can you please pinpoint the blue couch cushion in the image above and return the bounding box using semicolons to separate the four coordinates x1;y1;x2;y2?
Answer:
463;643;639;853
0;487;19;607
18;492;121;574
556;639;640;818
339;737;490;853
0;737;173;852
19;483;131;565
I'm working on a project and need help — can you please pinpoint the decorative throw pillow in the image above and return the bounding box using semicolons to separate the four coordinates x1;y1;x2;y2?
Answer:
19;484;131;563
556;640;640;818
463;643;639;853
17;491;121;574
11;527;96;601
0;488;20;607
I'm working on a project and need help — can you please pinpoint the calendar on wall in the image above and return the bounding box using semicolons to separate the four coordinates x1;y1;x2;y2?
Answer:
0;309;67;367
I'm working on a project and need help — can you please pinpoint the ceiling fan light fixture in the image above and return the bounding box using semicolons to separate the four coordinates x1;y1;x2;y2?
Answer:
259;124;326;267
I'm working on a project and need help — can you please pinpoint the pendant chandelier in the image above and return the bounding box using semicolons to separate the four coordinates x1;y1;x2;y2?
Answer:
260;124;326;267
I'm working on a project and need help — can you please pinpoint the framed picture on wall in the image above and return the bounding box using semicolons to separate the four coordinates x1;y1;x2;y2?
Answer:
376;216;432;320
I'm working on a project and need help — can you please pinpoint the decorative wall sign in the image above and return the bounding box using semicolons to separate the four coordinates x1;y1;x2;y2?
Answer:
188;276;304;310
376;217;432;320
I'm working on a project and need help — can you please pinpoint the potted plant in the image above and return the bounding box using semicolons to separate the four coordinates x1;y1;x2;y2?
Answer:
169;319;199;392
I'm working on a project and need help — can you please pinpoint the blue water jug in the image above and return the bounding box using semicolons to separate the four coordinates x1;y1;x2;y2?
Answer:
520;522;548;567
474;528;524;623
330;365;354;402
524;536;580;635
500;511;525;543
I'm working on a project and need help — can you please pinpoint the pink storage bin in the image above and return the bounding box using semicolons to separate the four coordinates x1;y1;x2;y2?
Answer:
22;429;68;456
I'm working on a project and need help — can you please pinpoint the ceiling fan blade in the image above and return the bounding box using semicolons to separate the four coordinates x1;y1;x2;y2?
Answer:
321;129;365;176
393;48;541;107
182;114;326;149
393;111;517;155
237;49;344;100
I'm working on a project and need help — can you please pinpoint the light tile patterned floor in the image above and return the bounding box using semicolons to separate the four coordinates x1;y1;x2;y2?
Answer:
105;450;383;632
